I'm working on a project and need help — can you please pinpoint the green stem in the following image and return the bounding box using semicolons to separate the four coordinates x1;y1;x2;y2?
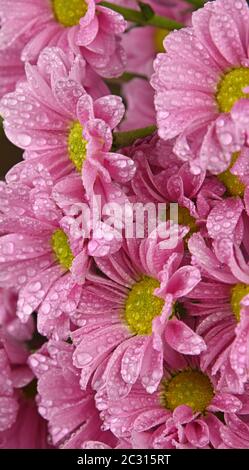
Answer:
100;1;183;30
184;0;205;7
112;125;157;150
106;71;147;85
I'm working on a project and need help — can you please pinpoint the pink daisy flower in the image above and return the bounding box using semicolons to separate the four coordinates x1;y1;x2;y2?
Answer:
0;164;90;339
0;162;124;337
96;345;247;449
151;0;249;176
0;0;127;78
188;197;249;393
71;230;205;399
0;47;135;199
0;287;49;448
126;134;225;240
29;339;117;449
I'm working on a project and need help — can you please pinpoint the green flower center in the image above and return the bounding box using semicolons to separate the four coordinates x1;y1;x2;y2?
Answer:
177;207;197;236
124;276;164;335
216;67;249;113
230;283;249;322
68;121;88;172
161;369;214;413
51;229;74;270
154;28;169;53
52;0;88;27
165;206;197;243
218;152;245;197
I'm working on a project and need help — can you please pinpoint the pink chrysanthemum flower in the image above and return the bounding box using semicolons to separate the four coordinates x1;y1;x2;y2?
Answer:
0;164;90;339
0;288;49;448
29;340;117;449
151;0;249;176
71;230;205;399
0;0;126;78
126;134;225;239
96;345;248;449
188;197;249;393
0;162;124;337
0;47;136;199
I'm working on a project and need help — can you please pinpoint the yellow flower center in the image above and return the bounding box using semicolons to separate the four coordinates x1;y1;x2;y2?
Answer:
51;229;74;270
230;283;249;322
165;206;197;237
161;369;214;413
218;152;245;197
154;28;169;53
177;207;197;236
52;0;88;27
124;276;164;335
68;121;88;172
216;67;249;113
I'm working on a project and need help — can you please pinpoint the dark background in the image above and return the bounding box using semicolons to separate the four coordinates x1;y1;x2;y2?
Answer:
0;125;22;179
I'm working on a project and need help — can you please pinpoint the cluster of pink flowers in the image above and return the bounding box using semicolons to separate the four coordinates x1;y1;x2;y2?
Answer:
1;0;249;449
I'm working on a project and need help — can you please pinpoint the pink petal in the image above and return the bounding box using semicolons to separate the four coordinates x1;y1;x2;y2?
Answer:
165;318;206;355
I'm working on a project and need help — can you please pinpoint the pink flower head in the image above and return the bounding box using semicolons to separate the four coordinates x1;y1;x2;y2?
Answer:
0;0;127;78
71;229;205;399
0;164;91;339
151;0;249;176
0;288;49;448
96;345;247;449
188;197;249;393
126;134;225;240
0;47;135;200
29;340;117;449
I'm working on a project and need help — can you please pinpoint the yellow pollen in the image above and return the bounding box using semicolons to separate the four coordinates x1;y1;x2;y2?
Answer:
124;276;164;335
161;369;214;413
230;283;249;322
52;0;88;27
68;121;88;172
216;67;249;113
154;28;169;53
51;229;74;270
218;152;245;197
